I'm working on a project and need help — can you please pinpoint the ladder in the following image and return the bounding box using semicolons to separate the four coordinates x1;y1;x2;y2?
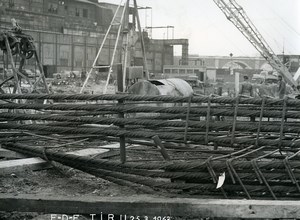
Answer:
80;0;149;94
79;2;124;94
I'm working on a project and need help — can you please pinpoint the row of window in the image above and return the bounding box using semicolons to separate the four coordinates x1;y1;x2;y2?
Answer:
76;8;88;18
7;0;88;18
178;59;205;66
164;69;202;74
48;3;88;18
7;0;89;18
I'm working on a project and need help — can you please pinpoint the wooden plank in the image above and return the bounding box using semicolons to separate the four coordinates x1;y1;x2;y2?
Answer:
0;194;300;218
0;142;132;175
0;147;27;159
66;143;120;156
99;143;121;149
96;150;120;159
0;158;52;175
0;143;121;174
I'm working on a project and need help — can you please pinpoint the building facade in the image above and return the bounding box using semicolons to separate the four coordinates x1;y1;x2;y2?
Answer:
0;0;175;76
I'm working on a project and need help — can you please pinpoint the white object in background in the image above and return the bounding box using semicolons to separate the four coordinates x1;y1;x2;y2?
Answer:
293;68;300;81
216;172;226;189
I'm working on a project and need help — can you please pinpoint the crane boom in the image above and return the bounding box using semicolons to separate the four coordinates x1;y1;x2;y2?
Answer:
212;0;297;87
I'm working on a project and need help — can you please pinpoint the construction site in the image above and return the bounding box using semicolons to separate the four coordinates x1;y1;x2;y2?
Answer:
1;0;300;219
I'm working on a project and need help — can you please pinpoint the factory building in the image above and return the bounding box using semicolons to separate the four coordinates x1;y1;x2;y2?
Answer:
0;0;176;76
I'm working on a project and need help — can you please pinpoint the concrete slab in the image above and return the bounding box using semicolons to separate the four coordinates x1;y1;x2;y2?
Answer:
0;158;51;175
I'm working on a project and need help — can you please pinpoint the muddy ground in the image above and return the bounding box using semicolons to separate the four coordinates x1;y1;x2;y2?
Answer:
0;163;147;220
0;141;205;220
0;140;160;220
0;162;206;220
0;135;236;220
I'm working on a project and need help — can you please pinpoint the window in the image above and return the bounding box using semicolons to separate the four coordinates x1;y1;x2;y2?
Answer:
60;58;68;66
75;61;83;67
187;69;193;74
179;69;186;74
171;69;178;74
9;0;15;8
87;60;93;67
83;9;88;18
75;8;80;16
195;59;204;66
164;69;171;74
48;3;58;14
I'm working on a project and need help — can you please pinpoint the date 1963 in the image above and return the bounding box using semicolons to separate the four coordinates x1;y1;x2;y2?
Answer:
50;214;172;220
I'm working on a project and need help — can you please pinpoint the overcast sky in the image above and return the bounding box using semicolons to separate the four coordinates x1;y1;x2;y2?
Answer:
105;0;300;57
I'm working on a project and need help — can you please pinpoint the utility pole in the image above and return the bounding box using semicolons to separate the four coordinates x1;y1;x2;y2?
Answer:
230;53;233;75
133;0;149;79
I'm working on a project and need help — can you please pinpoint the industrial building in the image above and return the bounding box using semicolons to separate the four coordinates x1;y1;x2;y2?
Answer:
0;0;182;76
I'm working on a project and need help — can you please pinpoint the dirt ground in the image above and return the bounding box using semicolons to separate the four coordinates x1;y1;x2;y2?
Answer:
0;137;208;220
0;163;146;220
0;140;160;220
0;128;235;220
0;162;207;220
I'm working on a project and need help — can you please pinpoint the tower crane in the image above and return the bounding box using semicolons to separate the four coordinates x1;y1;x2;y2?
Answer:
212;0;298;87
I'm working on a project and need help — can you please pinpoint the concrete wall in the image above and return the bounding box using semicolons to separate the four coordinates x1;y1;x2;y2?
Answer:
134;38;174;74
32;31;123;73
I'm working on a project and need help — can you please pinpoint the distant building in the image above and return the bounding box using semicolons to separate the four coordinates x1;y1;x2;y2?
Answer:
174;55;300;83
162;65;206;81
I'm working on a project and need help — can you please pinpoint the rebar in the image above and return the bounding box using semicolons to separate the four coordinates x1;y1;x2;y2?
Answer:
2;94;300;199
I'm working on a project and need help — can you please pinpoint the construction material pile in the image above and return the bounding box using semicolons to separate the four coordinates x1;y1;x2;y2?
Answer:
1;93;300;199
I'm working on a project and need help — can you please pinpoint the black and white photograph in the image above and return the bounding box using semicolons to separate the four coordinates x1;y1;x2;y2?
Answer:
0;0;300;219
